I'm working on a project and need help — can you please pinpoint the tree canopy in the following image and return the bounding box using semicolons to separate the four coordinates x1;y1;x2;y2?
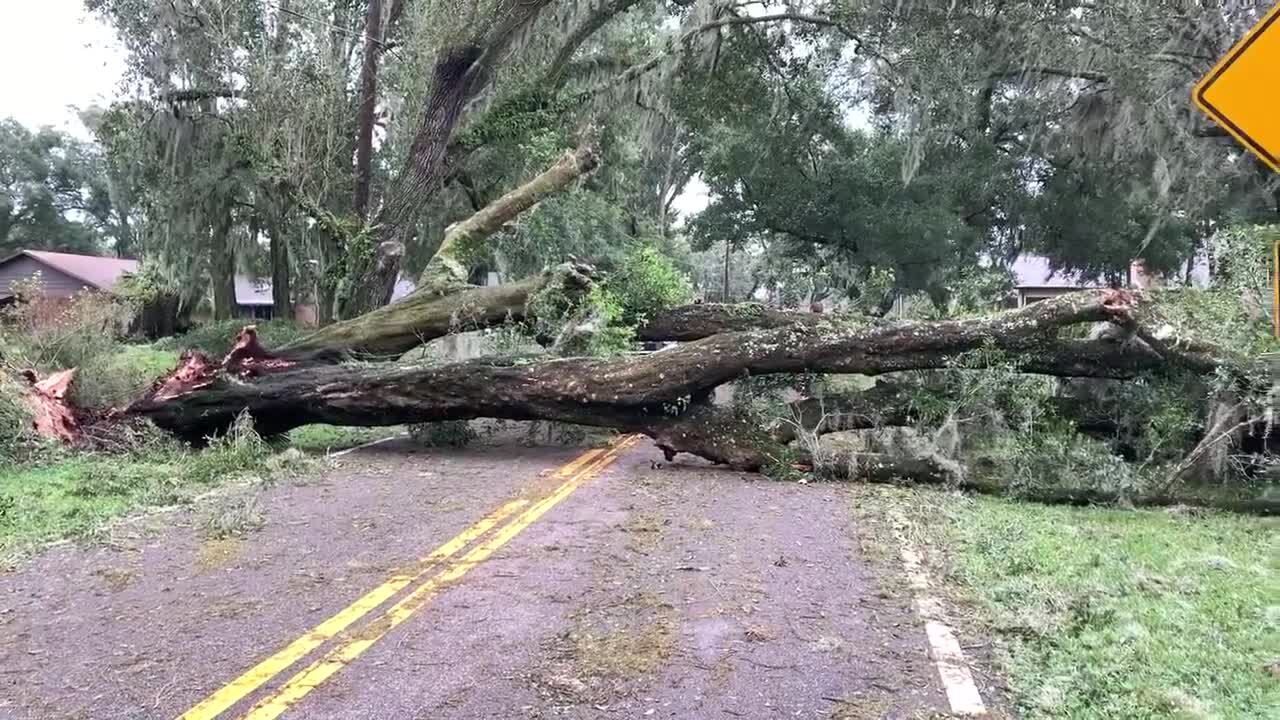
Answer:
3;0;1271;314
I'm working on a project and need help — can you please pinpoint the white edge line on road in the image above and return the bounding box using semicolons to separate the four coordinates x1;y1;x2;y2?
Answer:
330;433;409;457
891;514;988;716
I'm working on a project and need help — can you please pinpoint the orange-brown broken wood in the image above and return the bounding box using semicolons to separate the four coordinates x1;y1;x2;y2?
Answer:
22;368;80;442
149;352;219;402
222;326;296;376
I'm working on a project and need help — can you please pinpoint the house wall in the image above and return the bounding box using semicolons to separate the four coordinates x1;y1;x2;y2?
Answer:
0;257;93;298
1016;287;1077;307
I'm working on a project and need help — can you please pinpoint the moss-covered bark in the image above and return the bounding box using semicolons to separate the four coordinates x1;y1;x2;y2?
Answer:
133;290;1233;444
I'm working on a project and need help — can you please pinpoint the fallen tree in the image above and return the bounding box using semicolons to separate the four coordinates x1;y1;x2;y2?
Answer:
9;138;1271;514
123;289;1236;446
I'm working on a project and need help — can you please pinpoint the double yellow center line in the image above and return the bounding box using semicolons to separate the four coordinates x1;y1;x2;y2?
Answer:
180;435;641;720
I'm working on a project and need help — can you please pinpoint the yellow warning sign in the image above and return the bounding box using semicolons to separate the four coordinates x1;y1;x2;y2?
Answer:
1194;4;1280;172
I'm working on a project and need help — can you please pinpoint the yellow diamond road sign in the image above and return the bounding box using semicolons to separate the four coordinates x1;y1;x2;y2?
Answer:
1194;3;1280;172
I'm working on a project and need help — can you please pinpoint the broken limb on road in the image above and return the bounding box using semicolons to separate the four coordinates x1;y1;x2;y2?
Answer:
121;290;1220;443
31;287;1263;512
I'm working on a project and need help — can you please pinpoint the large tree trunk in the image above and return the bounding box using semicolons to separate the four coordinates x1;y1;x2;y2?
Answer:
131;290;1231;442
336;1;554;318
267;214;293;321
209;210;237;321
285;261;593;358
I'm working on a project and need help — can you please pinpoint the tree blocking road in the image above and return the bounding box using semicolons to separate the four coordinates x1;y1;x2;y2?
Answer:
120;289;1238;472
17;145;1254;511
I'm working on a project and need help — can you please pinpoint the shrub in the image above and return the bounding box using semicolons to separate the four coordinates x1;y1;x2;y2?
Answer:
408;420;477;448
75;344;179;408
602;244;693;327
0;278;134;373
967;419;1150;498
0;374;40;461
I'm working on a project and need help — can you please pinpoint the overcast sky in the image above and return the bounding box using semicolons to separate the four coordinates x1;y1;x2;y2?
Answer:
0;1;126;136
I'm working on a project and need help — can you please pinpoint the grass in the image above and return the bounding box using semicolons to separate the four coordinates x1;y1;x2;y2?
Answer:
75;343;180;407
153;318;309;357
0;421;309;561
286;424;403;453
862;487;1279;719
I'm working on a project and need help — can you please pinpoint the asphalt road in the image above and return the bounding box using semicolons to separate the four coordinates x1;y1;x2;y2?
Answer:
0;433;987;719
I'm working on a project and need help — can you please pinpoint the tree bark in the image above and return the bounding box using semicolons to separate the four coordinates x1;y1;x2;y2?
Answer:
352;0;383;219
209;209;237;321
131;290;1229;442
285;261;594;358
267;212;293;320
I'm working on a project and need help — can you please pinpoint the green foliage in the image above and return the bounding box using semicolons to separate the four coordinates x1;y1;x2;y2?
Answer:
886;347;1196;499
563;286;634;357
1152;223;1280;356
77;344;179;408
880;489;1278;719
968;419;1149;498
0;118;115;255
493;187;645;279
117;269;172;311
601;244;693;327
408;420;477;448
533;242;692;358
454;86;576;152
155;319;308;357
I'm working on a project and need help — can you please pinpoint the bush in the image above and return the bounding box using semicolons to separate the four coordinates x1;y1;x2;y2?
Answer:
408;420;477;448
0;279;133;374
154;318;309;357
0;374;40;461
75;344;179;408
601;244;693;327
967;419;1149;498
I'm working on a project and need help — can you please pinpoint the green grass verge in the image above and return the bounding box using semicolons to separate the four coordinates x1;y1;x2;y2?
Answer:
0;426;309;560
861;488;1278;719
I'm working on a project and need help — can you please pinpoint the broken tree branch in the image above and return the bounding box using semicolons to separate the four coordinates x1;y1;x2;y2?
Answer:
419;144;599;292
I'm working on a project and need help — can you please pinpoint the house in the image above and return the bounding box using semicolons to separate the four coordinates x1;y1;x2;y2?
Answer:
0;249;139;303
0;249;306;321
1008;254;1210;307
0;249;423;325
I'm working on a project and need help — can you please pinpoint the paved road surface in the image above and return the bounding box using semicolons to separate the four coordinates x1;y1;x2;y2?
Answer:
1;434;988;719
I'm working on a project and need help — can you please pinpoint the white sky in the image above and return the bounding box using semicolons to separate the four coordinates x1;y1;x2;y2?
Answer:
0;1;126;137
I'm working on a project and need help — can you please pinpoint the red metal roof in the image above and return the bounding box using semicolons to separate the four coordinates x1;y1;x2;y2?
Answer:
17;250;140;291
